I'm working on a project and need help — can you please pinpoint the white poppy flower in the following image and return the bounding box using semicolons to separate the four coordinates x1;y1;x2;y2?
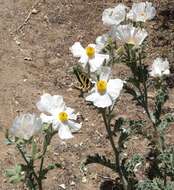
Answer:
149;57;170;77
114;24;148;47
36;93;81;140
10;113;42;140
102;4;127;26
70;42;109;72
85;67;124;108
127;2;156;22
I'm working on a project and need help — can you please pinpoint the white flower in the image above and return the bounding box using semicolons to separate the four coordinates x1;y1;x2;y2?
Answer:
70;42;109;72
127;1;156;22
102;4;127;26
85;67;124;108
114;24;148;47
36;93;81;140
149;57;170;77
10;113;42;140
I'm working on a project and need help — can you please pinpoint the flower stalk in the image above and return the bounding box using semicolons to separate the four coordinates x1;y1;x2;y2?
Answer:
101;108;128;190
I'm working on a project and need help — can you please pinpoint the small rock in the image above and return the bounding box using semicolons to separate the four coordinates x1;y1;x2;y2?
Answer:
32;8;39;14
14;37;21;46
74;144;78;148
59;184;66;189
24;57;32;61
82;176;87;183
70;181;75;186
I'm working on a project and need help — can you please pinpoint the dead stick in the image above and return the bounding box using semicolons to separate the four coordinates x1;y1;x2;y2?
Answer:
15;0;42;33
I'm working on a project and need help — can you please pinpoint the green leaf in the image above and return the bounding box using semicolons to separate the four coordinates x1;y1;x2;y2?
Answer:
125;154;144;177
31;139;37;160
154;87;168;121
124;84;144;105
4;138;13;145
158;147;174;177
84;154;116;171
157;113;174;132
136;178;174;190
113;117;125;133
5;164;24;184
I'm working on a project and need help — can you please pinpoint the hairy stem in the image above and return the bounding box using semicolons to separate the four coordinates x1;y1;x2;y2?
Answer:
17;144;39;190
102;109;128;190
38;130;57;190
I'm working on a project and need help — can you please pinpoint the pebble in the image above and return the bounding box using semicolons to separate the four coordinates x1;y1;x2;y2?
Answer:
32;8;39;14
59;184;66;189
24;57;32;61
82;176;87;183
70;181;75;186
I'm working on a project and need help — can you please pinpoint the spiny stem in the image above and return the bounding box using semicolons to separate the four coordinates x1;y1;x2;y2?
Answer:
101;108;128;190
17;145;39;190
38;130;57;190
87;61;90;77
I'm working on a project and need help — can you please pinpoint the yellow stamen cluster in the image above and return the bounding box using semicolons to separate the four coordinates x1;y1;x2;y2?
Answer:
97;80;107;94
58;112;68;122
85;46;95;58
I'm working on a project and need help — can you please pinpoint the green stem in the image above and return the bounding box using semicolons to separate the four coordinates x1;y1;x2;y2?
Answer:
87;61;90;77
102;109;128;190
17;145;39;190
38;130;57;190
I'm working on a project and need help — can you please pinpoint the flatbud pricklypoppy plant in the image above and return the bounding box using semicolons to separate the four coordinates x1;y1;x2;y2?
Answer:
5;94;81;190
4;1;174;190
70;1;174;190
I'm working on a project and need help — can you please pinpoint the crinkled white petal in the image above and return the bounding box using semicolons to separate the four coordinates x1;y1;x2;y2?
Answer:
115;25;132;43
102;4;127;26
163;69;170;75
99;66;111;81
107;79;124;101
10;114;42;140
58;123;74;140
68;120;81;132
135;29;148;46
115;24;148;46
36;93;65;115
95;34;109;52
149;57;170;77
127;2;146;21
127;2;156;22
66;107;77;120
146;2;156;20
89;54;109;72
79;54;88;66
70;42;85;57
40;113;53;123
86;91;112;108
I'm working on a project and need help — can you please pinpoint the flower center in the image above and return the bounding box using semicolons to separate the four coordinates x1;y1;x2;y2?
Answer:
58;112;68;122
140;12;145;17
85;46;95;58
97;80;107;94
127;38;135;45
